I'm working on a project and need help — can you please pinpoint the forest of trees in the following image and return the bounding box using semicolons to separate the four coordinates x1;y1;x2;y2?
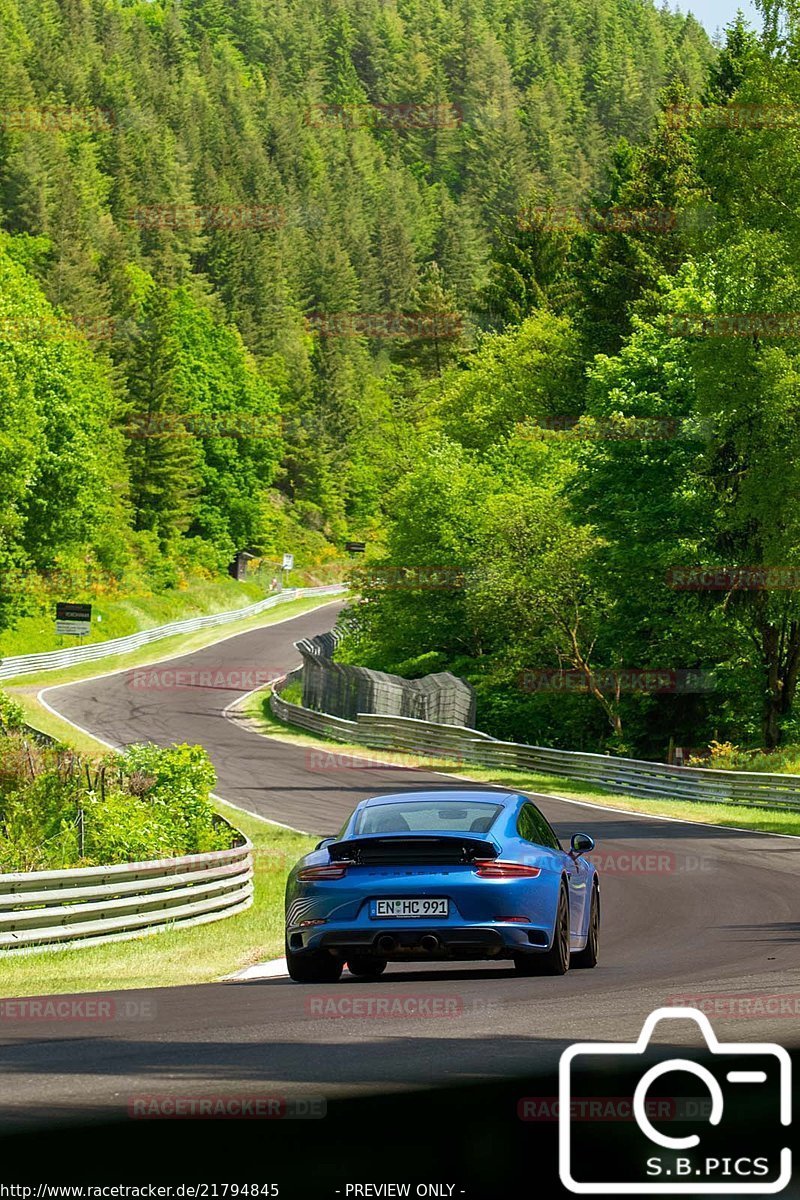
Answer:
8;0;800;758
0;0;709;630
336;0;800;759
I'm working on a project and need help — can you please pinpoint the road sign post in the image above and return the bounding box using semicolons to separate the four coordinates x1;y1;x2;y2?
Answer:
55;602;92;637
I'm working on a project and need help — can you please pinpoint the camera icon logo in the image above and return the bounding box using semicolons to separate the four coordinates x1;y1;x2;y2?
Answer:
559;1007;792;1194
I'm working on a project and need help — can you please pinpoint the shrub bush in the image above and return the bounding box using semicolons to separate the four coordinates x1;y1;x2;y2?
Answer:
0;732;233;872
0;690;25;733
688;739;800;774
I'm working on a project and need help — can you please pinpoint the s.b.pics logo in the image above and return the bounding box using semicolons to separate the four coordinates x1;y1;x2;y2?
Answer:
559;1008;792;1194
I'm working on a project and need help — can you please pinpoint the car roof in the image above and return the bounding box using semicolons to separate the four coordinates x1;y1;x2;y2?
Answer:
361;790;521;809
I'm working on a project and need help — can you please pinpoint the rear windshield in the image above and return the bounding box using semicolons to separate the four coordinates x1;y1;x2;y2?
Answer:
355;800;503;836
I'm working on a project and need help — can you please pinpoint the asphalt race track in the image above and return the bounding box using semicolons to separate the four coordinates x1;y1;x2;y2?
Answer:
2;599;799;1183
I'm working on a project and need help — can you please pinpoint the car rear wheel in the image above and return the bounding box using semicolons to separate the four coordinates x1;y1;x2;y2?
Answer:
514;882;570;976
571;882;599;969
285;941;343;983
346;956;388;978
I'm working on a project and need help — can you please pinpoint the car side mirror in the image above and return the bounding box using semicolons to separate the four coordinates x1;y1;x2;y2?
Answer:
315;837;335;851
570;833;595;857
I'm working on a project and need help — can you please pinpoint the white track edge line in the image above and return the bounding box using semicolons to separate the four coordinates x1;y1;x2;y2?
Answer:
36;601;345;834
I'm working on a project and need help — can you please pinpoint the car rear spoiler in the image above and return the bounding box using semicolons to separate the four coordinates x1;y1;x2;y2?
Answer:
327;834;500;866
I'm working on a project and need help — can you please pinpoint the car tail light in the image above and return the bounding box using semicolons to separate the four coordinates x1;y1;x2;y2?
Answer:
494;916;531;923
298;918;327;927
297;865;349;881
473;859;541;878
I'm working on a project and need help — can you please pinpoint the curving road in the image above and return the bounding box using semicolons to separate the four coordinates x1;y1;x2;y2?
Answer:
2;599;799;1139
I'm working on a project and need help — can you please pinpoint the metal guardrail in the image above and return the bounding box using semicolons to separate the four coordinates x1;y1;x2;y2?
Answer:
0;827;253;955
0;585;346;681
271;678;800;812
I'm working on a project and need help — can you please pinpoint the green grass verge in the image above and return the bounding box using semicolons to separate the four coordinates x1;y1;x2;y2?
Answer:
0;568;345;659
242;689;800;839
0;799;315;997
1;577;270;657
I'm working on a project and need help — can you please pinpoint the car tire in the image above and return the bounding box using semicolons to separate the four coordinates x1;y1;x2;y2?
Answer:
514;882;570;976
571;882;599;969
285;941;343;984
346;956;388;978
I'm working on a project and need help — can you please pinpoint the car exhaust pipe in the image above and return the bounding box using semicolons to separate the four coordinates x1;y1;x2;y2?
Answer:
420;934;440;954
377;934;396;954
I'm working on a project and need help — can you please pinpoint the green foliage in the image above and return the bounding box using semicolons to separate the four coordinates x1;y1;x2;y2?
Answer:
435;311;582;451
116;742;222;855
0;234;127;626
124;285;203;545
0;690;25;732
0;0;710;629
277;679;303;705
340;6;800;756
0;734;232;872
689;739;800;774
18;0;791;765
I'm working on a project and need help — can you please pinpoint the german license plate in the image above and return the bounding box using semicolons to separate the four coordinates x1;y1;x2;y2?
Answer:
370;898;448;919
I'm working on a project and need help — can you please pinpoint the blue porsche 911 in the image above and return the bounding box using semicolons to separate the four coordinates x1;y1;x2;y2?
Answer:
285;789;599;982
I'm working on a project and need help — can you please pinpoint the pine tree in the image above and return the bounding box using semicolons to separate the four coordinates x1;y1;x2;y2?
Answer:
123;287;202;544
481;203;575;329
574;81;708;357
405;261;462;376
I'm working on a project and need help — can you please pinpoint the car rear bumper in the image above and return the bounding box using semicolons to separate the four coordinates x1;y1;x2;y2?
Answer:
287;923;552;961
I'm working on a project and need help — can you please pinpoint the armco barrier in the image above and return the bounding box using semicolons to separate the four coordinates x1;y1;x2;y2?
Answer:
271;677;800;812
0;825;253;955
0;585;345;681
